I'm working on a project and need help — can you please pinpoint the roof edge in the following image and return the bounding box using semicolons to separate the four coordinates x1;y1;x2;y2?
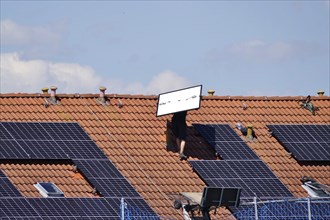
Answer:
1;93;329;101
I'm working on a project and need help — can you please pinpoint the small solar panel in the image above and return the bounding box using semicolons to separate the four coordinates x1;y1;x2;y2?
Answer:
0;140;29;159
0;198;38;218
40;123;91;141
57;140;107;159
89;178;140;198
0;178;22;197
189;160;292;199
73;160;122;179
193;124;259;160
267;124;330;161
17;140;68;159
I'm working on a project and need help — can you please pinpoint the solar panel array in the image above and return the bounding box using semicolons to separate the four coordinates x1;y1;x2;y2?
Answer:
191;123;293;199
73;159;140;198
193;124;259;160
0;122;107;160
189;160;293;198
0;122;157;218
267;124;330;161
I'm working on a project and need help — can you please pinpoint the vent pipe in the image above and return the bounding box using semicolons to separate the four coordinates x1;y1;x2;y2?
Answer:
97;86;109;105
50;86;57;102
246;124;254;140
317;90;325;97
41;87;49;94
208;90;215;96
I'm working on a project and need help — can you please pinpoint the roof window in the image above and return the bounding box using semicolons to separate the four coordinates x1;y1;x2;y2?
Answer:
34;182;64;198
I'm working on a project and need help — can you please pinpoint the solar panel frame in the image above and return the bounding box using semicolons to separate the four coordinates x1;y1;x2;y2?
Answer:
0;170;6;177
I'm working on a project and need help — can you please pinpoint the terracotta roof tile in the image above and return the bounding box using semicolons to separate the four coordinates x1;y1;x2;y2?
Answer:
1;94;329;219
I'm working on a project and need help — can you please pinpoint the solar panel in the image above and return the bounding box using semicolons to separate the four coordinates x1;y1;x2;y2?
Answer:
1;122;52;140
189;160;293;198
267;124;330;161
123;198;158;215
0;178;22;197
214;142;259;160
17;140;68;159
73;160;122;179
0;198;38;218
89;178;140;198
193;124;259;160
57;140;107;159
40;123;91;141
0;124;13;139
0;140;29;159
27;198;119;218
0;170;6;177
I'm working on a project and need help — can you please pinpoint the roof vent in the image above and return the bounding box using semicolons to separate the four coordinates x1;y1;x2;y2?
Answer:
97;86;110;106
317;90;325;96
41;87;49;94
207;90;215;96
301;176;330;198
299;95;318;115
34;182;64;198
236;123;257;140
44;86;60;107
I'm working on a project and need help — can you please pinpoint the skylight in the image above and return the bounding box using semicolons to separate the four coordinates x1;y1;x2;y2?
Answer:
34;182;64;198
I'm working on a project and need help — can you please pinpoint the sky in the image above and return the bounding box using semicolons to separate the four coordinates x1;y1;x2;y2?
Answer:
1;1;329;96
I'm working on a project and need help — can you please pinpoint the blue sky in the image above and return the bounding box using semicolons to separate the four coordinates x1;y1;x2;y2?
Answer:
1;1;329;96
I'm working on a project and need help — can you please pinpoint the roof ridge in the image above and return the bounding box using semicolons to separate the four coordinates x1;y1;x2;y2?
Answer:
1;93;329;100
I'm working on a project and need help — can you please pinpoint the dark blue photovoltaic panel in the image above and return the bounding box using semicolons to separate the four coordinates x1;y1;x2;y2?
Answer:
214;142;259;160
73;160;122;179
0;140;29;159
0;178;22;197
40;123;91;141
0;198;38;218
193;124;259;160
57;140;107;159
17;140;68;159
0;124;13;139
189;160;293;198
193;124;242;142
1;122;52;140
267;124;330;161
124;198;158;216
89;178;140;198
0;170;6;177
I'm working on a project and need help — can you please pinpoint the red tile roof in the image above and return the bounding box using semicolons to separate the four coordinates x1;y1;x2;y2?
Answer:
1;93;329;219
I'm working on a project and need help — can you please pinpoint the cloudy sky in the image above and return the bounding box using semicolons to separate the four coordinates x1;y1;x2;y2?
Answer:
1;1;329;96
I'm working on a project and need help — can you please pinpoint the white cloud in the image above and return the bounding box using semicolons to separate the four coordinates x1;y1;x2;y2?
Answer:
145;70;192;94
0;19;62;46
0;52;104;93
0;53;191;95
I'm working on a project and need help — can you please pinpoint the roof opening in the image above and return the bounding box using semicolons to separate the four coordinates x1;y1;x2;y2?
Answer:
34;182;64;198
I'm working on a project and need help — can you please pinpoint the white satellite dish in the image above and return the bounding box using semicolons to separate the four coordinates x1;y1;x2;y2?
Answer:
156;85;202;117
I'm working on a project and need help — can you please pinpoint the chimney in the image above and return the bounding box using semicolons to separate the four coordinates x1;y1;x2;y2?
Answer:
41;87;49;94
317;90;325;97
246;124;254;140
208;89;215;96
97;86;109;105
50;86;57;102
